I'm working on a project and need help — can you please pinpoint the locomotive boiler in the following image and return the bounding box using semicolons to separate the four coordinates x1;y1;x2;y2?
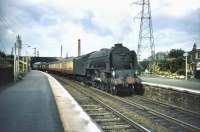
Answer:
39;43;143;95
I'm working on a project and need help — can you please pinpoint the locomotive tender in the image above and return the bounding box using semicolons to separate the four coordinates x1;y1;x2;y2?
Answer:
40;43;143;95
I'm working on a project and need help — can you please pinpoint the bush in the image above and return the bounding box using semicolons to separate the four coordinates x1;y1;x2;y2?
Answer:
176;69;185;75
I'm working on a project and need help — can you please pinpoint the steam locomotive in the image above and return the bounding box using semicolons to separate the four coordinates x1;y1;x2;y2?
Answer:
38;43;143;95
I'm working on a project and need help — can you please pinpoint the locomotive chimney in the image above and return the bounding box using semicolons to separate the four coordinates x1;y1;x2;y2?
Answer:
115;43;123;47
78;39;81;56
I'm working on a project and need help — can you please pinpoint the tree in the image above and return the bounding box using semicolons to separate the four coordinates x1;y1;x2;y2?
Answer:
140;49;186;75
0;51;6;57
168;49;184;58
167;49;185;74
157;59;170;71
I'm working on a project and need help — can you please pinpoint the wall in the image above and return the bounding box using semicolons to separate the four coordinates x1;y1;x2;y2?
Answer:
0;66;13;87
143;84;200;113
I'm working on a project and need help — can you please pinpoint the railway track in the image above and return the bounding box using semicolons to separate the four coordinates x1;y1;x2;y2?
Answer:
54;75;200;132
55;76;150;132
125;95;200;129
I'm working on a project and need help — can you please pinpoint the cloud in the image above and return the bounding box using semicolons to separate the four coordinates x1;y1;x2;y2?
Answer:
0;0;200;59
154;28;199;52
151;0;200;17
153;8;200;34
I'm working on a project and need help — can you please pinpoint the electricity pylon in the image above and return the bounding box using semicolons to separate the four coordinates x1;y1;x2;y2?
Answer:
133;0;155;62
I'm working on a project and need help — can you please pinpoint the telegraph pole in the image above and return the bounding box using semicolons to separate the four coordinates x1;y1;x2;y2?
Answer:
16;35;22;73
34;48;36;57
133;0;155;62
13;35;22;81
17;35;22;56
37;50;39;57
11;47;13;56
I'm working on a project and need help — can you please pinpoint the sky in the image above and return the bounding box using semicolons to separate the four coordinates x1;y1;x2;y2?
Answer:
0;0;200;58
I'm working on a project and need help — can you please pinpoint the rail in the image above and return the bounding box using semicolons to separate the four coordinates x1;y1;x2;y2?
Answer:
56;75;150;132
55;75;200;132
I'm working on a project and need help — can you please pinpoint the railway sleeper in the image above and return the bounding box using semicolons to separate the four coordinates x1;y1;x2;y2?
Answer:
81;104;99;107
152;118;162;123
168;125;182;130
95;118;121;122
137;111;154;117
81;106;101;109
88;112;113;116
84;108;104;111
99;121;129;126
101;124;131;130
93;115;117;120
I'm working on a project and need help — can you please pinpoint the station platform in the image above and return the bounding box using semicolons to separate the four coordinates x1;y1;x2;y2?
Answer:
140;76;200;92
140;75;200;113
0;70;102;132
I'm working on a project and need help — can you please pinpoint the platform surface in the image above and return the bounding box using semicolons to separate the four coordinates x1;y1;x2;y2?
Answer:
43;72;102;132
140;76;200;91
0;70;63;132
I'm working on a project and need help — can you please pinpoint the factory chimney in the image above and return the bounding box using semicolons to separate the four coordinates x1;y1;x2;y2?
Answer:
61;44;62;57
78;39;81;56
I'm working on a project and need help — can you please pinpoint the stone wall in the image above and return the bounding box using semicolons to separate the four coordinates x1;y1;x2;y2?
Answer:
143;84;200;113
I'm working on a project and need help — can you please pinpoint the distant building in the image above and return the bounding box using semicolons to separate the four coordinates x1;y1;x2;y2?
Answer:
155;52;168;60
188;43;200;78
146;51;168;61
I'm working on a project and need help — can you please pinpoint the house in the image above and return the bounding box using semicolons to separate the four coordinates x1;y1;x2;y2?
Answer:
188;43;200;78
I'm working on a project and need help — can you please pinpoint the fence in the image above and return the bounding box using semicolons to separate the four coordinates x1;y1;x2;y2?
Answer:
0;57;14;87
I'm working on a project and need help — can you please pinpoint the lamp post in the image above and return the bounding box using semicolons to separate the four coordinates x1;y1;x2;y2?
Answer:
24;44;31;72
14;43;16;82
183;52;188;80
13;40;20;82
